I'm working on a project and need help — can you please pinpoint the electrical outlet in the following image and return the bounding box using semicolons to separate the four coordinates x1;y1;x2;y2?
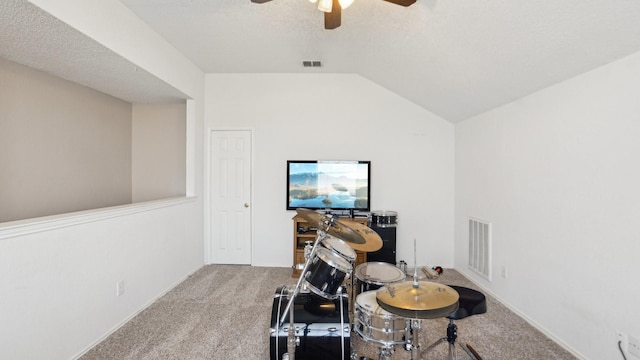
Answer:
629;335;640;358
501;266;508;279
116;280;125;296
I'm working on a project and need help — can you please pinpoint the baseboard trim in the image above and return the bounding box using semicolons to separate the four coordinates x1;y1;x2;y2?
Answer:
454;267;586;360
71;265;203;360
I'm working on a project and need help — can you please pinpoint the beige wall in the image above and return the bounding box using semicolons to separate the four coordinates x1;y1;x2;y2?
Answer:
0;57;132;222
132;103;186;202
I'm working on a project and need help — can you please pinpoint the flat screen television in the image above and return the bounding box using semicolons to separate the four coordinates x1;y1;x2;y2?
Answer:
287;160;370;211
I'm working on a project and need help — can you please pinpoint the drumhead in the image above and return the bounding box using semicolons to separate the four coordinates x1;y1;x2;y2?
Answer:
371;210;398;217
355;262;405;285
315;247;352;273
321;235;356;261
356;290;394;316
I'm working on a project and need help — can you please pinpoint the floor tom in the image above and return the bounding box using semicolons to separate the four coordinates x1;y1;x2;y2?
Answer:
354;262;405;297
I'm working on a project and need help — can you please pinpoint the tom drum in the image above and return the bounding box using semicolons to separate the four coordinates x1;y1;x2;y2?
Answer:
305;247;352;299
354;262;405;297
370;210;398;228
321;235;357;264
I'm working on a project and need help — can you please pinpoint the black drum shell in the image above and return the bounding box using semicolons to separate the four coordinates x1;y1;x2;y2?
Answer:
270;286;350;360
304;247;351;299
370;210;398;228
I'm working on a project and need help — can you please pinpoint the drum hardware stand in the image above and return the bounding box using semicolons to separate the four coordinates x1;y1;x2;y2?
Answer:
403;319;423;360
303;240;313;260
338;287;347;360
402;240;424;360
378;345;395;360
422;319;478;360
283;302;298;360
280;215;337;360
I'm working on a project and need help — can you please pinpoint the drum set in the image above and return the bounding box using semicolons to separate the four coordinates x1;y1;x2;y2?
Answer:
274;208;460;360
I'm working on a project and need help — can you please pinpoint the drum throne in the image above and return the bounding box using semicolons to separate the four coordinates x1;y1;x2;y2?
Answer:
422;285;487;360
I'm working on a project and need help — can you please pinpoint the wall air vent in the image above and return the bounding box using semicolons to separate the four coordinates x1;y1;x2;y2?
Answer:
468;217;492;281
302;60;322;67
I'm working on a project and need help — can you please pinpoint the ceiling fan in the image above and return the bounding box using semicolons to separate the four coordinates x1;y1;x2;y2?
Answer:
250;0;416;30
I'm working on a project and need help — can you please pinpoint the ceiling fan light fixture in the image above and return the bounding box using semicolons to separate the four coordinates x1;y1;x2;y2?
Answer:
317;0;333;12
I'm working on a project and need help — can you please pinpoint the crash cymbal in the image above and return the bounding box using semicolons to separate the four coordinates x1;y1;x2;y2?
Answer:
295;208;329;227
295;208;382;251
336;219;382;252
376;281;459;319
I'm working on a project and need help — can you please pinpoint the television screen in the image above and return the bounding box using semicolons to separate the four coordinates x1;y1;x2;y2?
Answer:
287;160;370;211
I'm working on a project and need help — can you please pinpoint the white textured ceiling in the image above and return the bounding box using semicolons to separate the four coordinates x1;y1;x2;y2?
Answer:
118;0;640;122
0;0;187;104
3;0;640;122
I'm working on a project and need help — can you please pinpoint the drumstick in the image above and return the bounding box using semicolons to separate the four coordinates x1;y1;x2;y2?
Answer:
421;266;439;279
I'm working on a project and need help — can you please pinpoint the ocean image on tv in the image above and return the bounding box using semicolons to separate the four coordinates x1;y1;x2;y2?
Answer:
288;162;368;209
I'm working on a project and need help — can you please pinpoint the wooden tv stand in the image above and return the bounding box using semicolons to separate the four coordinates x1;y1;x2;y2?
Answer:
292;215;368;277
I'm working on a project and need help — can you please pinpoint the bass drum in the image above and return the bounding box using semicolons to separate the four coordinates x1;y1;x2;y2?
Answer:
354;290;407;346
370;210;398;228
354;262;405;298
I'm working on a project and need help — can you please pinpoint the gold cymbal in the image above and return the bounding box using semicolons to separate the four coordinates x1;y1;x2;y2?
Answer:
295;208;383;251
336;219;382;252
376;281;459;319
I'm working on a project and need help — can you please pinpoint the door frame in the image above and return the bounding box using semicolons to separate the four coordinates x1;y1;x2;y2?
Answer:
205;128;254;265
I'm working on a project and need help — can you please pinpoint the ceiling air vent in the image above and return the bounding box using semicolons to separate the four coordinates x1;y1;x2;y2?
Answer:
302;60;322;67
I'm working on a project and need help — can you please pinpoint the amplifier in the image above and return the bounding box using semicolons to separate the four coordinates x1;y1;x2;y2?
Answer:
269;285;350;360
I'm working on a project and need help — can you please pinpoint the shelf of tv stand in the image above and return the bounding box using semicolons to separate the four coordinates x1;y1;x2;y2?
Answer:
292;215;368;277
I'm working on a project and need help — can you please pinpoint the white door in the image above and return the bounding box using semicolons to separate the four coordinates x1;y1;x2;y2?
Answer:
209;130;252;264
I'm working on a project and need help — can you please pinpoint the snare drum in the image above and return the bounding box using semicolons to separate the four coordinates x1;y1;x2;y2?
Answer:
305;247;352;299
370;210;398;228
321;235;356;264
354;262;405;297
354;290;407;345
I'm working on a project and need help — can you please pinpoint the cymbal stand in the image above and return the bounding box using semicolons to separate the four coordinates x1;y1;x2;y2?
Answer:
404;239;422;360
403;319;423;360
378;346;394;360
280;215;336;360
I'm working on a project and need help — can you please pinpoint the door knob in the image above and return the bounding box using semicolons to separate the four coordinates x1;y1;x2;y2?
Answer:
244;203;249;208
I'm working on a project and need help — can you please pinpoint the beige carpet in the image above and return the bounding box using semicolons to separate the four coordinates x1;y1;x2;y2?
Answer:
80;265;577;360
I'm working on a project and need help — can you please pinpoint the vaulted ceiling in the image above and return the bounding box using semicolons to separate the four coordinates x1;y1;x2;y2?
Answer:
119;0;640;122
3;0;640;123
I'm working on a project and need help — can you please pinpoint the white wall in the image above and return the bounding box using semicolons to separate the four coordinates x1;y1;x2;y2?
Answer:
455;50;640;359
0;1;205;359
205;73;455;268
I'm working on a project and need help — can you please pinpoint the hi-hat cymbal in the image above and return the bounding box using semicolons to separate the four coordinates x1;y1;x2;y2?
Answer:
295;208;382;251
376;281;459;319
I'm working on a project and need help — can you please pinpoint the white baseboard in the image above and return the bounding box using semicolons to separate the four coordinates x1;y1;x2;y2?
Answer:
71;267;201;360
454;267;586;360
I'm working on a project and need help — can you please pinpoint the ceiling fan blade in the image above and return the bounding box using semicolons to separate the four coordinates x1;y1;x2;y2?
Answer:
324;0;342;29
250;0;273;3
383;0;417;6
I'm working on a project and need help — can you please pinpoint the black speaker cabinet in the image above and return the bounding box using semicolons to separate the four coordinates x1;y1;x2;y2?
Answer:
269;286;350;360
367;226;397;265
